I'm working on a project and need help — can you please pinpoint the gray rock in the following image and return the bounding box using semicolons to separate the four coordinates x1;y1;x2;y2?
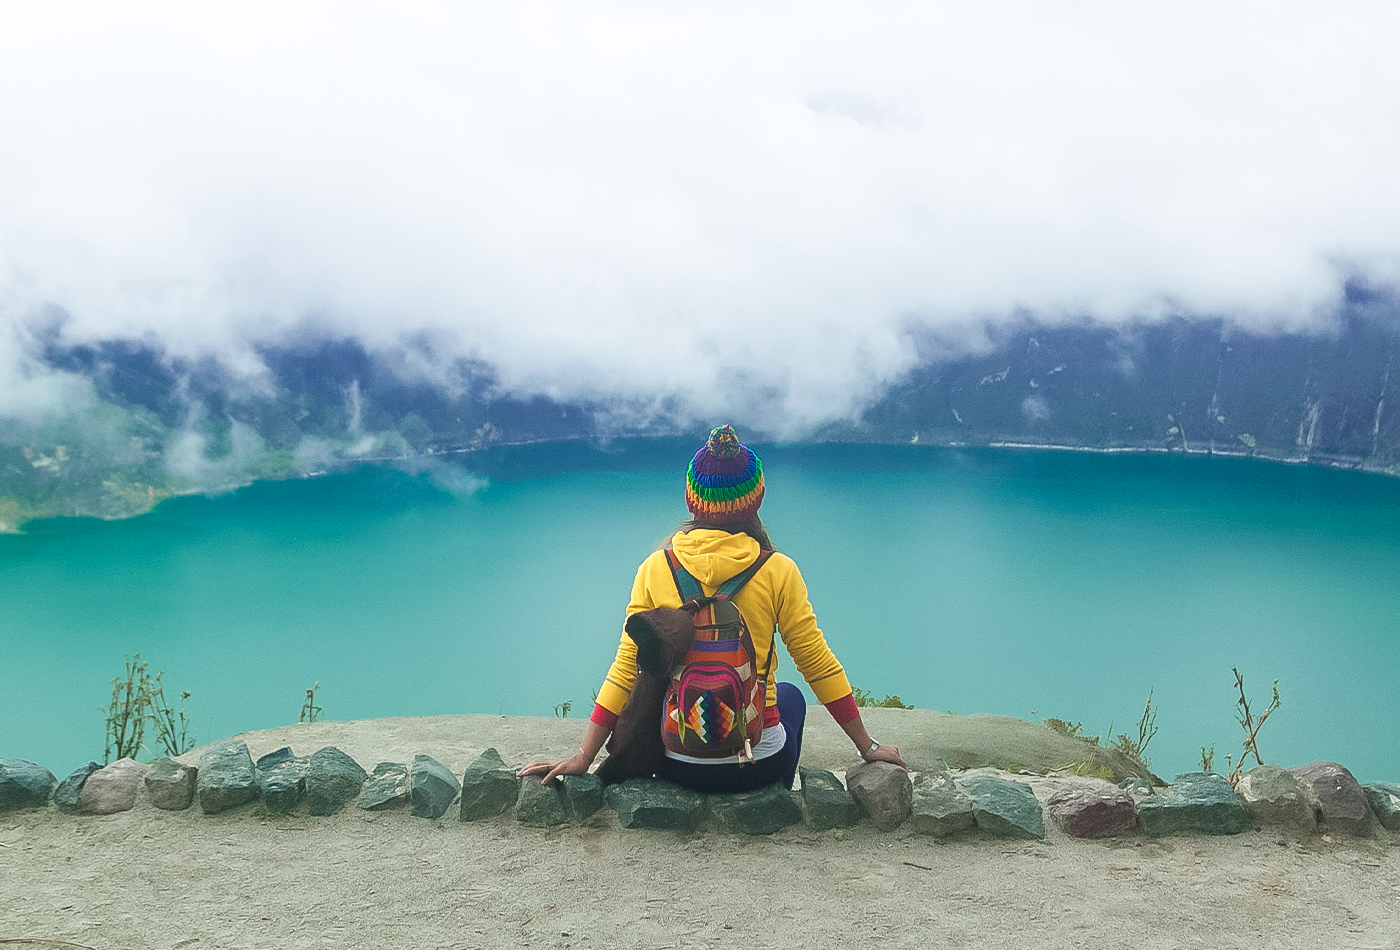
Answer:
561;773;604;820
1363;782;1400;831
56;762;102;813
305;747;367;816
410;754;460;819
1045;783;1136;838
80;758;148;815
910;770;976;838
145;758;197;811
960;774;1045;840
0;758;56;811
711;783;803;836
516;778;570;827
605;778;706;831
1237;764;1317;831
459;748;520;821
197;741;259;814
1137;772;1251;837
255;746;298;770
258;758;307;815
845;761;912;831
358;763;410;811
1286;762;1369;835
799;767;861;831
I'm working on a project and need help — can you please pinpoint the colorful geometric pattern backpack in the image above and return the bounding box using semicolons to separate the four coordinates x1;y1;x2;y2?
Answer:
661;548;774;763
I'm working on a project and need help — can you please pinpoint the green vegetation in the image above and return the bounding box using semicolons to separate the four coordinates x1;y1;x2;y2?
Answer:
1108;688;1158;769
299;682;323;723
1200;742;1216;772
851;687;914;709
1043;688;1158;773
102;653;195;762
553;700;573;718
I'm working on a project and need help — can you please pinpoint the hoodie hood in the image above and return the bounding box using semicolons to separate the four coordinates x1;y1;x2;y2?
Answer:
669;529;761;589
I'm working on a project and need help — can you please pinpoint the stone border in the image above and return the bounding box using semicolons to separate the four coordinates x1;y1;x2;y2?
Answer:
3;750;1397;842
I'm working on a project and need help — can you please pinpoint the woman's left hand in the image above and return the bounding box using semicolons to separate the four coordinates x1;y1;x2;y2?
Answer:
864;744;908;769
517;751;592;785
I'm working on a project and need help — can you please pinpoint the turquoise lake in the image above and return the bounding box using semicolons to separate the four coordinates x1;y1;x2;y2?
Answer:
3;441;1398;783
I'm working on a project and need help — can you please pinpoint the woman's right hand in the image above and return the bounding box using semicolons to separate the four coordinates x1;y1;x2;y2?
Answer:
517;751;593;785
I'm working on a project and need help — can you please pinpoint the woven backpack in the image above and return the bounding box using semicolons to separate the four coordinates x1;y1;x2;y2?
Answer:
661;548;774;763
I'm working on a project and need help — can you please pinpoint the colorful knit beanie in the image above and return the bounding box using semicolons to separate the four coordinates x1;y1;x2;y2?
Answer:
686;425;765;522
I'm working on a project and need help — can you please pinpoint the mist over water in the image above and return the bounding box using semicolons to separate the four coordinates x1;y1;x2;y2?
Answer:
4;443;1398;783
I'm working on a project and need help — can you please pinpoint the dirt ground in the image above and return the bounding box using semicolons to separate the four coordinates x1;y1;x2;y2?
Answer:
2;711;1397;950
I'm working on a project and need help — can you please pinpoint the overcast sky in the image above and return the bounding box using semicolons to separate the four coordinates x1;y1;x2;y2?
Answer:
2;2;1398;431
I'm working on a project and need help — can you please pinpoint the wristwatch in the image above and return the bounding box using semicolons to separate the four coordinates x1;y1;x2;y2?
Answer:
861;739;880;760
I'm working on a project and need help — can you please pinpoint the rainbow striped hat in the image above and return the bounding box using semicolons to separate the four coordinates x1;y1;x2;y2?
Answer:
686;425;765;522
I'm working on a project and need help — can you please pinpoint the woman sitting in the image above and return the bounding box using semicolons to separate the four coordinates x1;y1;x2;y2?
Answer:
519;425;907;791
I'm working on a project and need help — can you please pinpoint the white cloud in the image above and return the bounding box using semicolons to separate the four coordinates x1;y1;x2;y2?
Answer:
1;1;1399;432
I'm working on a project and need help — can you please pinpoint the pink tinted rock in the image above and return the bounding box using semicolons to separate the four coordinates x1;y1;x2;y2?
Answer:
1286;761;1369;836
1045;783;1137;838
80;758;149;815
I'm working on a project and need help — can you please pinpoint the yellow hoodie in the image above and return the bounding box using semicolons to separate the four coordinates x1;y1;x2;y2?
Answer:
595;529;854;720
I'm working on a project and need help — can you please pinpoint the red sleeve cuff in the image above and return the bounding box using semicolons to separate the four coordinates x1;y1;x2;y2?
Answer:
824;694;860;726
590;703;619;729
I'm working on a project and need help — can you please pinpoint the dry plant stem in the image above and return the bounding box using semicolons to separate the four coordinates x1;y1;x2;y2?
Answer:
103;654;151;764
299;682;322;724
1227;667;1281;786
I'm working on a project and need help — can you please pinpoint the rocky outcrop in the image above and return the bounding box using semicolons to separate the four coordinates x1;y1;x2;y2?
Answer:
145;758;197;811
710;784;803;836
1286;762;1369;836
516;778;570;827
1045;782;1136;838
80;758;148;815
960;774;1045;840
256;748;307;815
1236;765;1317;831
798;767;861;832
0;758;56;811
561;773;604;821
459;749;520;821
845;761;912;831
197;741;259;814
605;779;706;831
409;754;459;819
305;747;367;816
910;770;975;838
1137;772;1251;837
55;762;102;813
359;763;410;811
1363;782;1400;831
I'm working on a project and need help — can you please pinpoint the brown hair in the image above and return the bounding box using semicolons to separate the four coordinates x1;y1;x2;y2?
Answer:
676;515;775;552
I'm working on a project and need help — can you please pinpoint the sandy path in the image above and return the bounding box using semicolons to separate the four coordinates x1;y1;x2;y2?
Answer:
2;712;1397;950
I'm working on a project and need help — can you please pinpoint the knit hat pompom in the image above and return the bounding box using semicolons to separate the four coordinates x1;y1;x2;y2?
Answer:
686;425;764;522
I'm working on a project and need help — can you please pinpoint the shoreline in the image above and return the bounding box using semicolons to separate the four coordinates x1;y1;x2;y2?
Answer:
3;435;1397;534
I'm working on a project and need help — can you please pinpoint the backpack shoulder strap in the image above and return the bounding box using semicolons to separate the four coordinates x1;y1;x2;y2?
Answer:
713;550;774;602
664;548;704;603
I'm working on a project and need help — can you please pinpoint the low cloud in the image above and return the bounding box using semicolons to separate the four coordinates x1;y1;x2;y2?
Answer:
2;2;1399;434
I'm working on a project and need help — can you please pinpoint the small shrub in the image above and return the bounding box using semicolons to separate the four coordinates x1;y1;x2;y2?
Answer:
1200;742;1216;773
1227;667;1280;786
1109;688;1158;769
553;700;573;718
102;655;195;762
300;682;323;723
1044;717;1090;741
149;671;195;757
104;654;153;764
852;687;914;709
